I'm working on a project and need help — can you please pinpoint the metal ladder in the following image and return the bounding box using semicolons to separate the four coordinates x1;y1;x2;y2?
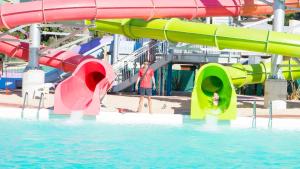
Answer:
268;101;273;129
252;101;256;128
21;91;45;120
21;92;28;119
252;100;273;129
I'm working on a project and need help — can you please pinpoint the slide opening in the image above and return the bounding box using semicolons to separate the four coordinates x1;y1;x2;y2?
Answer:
201;76;223;108
201;76;223;93
85;71;105;91
78;61;106;92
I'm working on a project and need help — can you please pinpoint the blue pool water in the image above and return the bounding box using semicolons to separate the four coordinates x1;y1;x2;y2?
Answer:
1;119;300;169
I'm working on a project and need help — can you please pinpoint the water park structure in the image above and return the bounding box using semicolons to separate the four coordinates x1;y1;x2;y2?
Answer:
88;18;300;119
0;0;298;120
2;0;300;168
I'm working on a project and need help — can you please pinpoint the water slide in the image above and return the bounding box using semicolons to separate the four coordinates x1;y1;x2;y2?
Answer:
1;0;300;29
89;18;300;119
89;19;300;57
0;33;116;115
191;60;300;120
0;0;300;115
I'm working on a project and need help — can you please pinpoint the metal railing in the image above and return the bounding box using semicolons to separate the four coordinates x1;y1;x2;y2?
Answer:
171;43;240;55
21;92;28;119
252;101;274;129
37;92;44;119
268;101;273;129
252;101;257;128
21;90;45;120
113;40;168;85
170;43;268;58
113;40;167;70
112;39;267;89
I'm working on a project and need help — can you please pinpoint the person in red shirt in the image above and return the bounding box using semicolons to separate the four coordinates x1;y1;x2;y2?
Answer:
135;61;156;113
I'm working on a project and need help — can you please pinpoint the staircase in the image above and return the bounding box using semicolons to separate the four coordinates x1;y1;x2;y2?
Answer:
110;39;268;92
112;40;170;92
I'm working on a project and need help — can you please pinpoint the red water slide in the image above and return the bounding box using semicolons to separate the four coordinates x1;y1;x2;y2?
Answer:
0;34;116;115
0;34;90;72
54;58;116;115
0;0;299;29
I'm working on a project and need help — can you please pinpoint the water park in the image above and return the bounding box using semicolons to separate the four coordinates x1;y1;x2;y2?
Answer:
1;0;300;168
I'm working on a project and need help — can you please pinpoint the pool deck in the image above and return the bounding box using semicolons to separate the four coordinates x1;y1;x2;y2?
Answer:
0;90;299;119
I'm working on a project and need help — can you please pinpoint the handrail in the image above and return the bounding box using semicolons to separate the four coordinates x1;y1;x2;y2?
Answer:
268;101;273;129
113;40;166;70
252;101;257;128
21;92;28;119
37;92;44;120
113;40;168;84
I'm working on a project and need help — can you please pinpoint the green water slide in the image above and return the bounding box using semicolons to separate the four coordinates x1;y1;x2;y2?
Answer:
191;60;300;120
87;19;300;120
88;18;300;57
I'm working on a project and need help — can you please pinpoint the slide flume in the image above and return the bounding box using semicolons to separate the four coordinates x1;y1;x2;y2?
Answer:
55;58;116;115
0;33;116;115
89;19;300;57
89;18;300;119
191;60;300;120
1;0;300;29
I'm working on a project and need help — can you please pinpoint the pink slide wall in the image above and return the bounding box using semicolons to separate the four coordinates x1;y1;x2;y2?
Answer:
0;33;116;115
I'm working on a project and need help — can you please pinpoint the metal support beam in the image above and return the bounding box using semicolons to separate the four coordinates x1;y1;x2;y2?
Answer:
41;31;89;37
112;35;120;64
28;24;41;69
270;0;285;79
55;36;90;51
285;6;300;11
39;23;89;29
40;27;88;54
166;62;172;96
0;38;29;43
0;24;29;39
242;15;274;28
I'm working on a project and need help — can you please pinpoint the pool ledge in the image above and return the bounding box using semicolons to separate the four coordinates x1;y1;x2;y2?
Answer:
97;112;183;125
231;117;300;130
1;107;300;130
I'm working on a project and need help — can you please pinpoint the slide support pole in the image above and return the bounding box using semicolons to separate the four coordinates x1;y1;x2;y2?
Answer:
271;0;285;78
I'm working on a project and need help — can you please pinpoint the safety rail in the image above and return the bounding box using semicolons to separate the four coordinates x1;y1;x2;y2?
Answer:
21;92;28;119
113;40;168;85
37;92;44;120
268;101;273;129
21;90;45;120
252;101;257;128
170;43;268;57
113;40;167;71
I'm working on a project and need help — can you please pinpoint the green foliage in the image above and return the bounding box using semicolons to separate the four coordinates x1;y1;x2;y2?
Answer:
285;13;300;25
40;27;63;46
0;26;65;45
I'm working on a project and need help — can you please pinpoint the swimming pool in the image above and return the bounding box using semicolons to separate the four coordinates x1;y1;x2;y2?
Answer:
1;119;300;168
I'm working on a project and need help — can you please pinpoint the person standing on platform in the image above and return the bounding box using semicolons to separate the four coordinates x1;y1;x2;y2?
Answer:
135;61;156;113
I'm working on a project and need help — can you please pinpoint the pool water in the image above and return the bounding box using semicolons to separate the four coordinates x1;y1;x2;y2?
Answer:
1;119;300;169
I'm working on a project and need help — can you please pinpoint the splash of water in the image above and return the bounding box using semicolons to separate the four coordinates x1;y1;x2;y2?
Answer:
202;109;221;131
65;111;83;125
